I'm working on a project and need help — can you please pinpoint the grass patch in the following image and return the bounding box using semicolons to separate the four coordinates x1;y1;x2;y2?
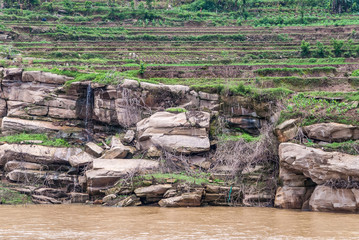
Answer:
0;133;70;147
218;133;261;142
139;172;223;185
279;93;359;126
0;183;32;205
165;107;188;113
305;140;359;155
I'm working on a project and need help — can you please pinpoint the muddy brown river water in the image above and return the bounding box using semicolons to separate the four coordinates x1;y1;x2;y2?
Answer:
0;205;358;239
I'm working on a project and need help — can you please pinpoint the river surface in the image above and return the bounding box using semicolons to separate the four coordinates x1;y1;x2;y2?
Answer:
0;205;358;240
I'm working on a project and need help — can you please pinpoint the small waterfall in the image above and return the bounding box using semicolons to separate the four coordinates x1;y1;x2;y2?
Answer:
84;83;93;141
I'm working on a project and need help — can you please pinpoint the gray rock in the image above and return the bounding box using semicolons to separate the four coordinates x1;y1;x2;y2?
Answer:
69;152;94;168
158;192;202;207
304;122;359;142
85;142;104;158
70;192;89;203
123;130;135;143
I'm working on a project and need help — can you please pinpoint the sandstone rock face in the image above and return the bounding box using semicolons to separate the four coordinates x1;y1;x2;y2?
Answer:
116;195;141;207
22;71;73;84
85;142;104;158
134;184;172;203
69;152;94;168
136;111;210;154
304;122;359;142
279;143;359;185
1;117;82;135
158;192;202;207
276;143;359;212
6;169;75;187
70;193;89;203
309;186;359;212
274;186;307;209
0;144;82;165
101;136;130;159
227;117;261;135
4;161;43;172
86;159;159;194
3;68;23;81
123;130;135;143
275;119;300;142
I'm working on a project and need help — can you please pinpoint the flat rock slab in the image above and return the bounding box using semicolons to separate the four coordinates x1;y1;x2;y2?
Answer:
2;117;83;135
86;159;159;195
304;122;359;142
22;71;73;84
0;144;82;166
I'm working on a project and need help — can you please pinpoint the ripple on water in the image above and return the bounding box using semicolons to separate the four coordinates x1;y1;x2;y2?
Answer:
0;205;358;240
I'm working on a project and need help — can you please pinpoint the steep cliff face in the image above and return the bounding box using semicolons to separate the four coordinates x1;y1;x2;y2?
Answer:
0;68;277;206
0;68;358;211
275;122;359;212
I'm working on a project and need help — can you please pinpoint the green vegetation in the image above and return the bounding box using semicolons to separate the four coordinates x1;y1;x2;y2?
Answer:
305;140;359;155
0;133;70;147
139;172;223;185
218;133;261;142
279;93;359;126
165;107;188;113
0;183;32;204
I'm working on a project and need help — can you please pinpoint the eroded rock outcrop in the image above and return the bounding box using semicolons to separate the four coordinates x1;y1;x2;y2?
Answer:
86;158;159;194
275;143;359;212
279;143;359;185
136;111;210;154
303;122;359;142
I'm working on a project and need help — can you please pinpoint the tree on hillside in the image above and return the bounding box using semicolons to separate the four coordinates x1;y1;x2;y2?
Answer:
331;0;359;13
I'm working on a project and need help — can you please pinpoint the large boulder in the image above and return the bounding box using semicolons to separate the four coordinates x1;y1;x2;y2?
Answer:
158;192;202;207
0;144;82;166
134;184;172;203
86;159;159;194
69;152;94;168
279;143;359;185
309;186;359;212
303;123;359;142
136;111;210;154
275;119;300;143
274;186;307;209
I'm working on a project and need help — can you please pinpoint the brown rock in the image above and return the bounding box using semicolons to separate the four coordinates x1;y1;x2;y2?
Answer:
304;122;359;142
275;119;300;142
22;71;73;84
116;195;142;207
309;186;357;212
279;143;359;185
70;192;89;203
134;184;172;203
274;186;306;209
158;192;202;207
85;142;104;158
69;152;94;168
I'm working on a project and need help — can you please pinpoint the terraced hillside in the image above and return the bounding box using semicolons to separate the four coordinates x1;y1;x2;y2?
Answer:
0;0;358;209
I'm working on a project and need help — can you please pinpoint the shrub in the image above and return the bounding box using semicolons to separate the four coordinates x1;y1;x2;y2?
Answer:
300;40;310;57
331;39;344;57
314;41;326;58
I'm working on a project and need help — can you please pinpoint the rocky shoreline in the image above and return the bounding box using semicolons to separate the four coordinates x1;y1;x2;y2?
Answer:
0;68;358;212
